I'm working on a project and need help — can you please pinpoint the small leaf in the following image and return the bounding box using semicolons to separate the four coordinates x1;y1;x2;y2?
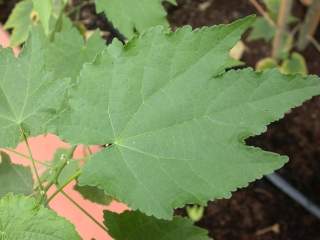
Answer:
248;17;275;42
95;0;176;38
4;0;34;46
280;52;308;76
256;57;278;71
104;210;211;240
0;152;33;197
0;29;70;148
74;183;113;205
0;194;80;239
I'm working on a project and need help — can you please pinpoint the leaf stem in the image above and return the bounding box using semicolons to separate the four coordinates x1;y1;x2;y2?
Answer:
3;147;49;166
43;145;78;195
46;170;81;204
61;190;109;233
20;127;45;193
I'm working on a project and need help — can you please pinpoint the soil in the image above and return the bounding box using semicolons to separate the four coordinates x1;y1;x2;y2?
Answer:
1;0;320;239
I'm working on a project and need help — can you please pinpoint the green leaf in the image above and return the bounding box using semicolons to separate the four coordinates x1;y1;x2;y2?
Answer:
44;20;106;82
32;0;52;35
74;183;113;205
0;152;33;197
0;194;80;239
0;29;70;148
280;52;308;76
256;57;278;71
104;210;210;240
95;0;176;39
4;0;34;46
57;16;320;219
248;17;275;42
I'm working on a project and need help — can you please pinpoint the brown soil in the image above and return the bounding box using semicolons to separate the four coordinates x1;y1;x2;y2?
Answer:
1;0;320;239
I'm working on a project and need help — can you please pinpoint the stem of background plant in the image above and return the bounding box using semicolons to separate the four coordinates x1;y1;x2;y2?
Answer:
46;170;81;204
249;0;276;27
20;127;45;193
272;0;293;59
61;190;109;233
297;0;320;50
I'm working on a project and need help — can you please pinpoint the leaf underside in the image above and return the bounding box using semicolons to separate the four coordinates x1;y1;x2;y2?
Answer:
0;194;80;239
104;210;210;240
56;16;320;219
0;152;33;197
95;0;176;39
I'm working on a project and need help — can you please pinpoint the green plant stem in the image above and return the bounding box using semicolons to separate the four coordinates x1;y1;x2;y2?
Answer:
3;147;49;166
20;127;44;193
297;0;320;50
46;170;81;204
61;190;109;233
249;0;276;27
43;145;78;195
272;0;293;59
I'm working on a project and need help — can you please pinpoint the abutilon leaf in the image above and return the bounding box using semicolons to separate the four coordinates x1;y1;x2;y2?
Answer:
55;16;320;219
0;194;80;239
0;152;33;197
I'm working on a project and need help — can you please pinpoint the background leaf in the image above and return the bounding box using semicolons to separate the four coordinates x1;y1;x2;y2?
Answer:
4;0;34;46
95;0;176;38
0;152;33;197
104;210;210;240
0;194;80;239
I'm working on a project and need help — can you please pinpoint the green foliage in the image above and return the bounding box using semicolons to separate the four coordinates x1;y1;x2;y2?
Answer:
4;0;67;46
4;0;34;46
74;183;113;205
41;148;79;186
0;152;33;197
0;7;319;238
55;16;320;220
95;0;176;38
44;18;106;82
0;194;80;239
104;210;210;240
280;52;308;76
187;205;205;222
256;57;278;71
0;30;70;148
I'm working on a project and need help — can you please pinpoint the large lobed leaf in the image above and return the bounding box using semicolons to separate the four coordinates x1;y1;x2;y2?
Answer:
0;30;70;148
0;152;33;197
56;16;320;219
0;194;80;239
95;0;176;39
104;210;210;240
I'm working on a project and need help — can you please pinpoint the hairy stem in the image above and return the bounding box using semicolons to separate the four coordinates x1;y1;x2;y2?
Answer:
43;145;77;195
20;127;44;193
46;170;81;204
297;0;320;50
272;0;293;59
61;190;109;233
